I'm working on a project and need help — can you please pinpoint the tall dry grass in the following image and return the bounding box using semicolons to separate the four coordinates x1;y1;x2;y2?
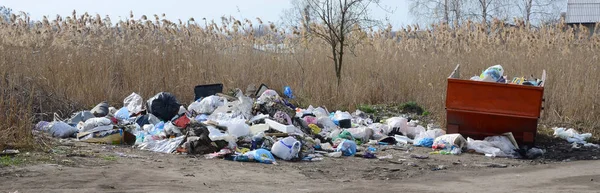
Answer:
1;11;599;148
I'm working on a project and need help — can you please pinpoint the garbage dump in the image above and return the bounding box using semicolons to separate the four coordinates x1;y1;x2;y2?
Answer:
36;83;587;165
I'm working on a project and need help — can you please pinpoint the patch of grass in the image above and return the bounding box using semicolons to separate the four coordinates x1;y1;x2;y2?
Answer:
0;156;23;167
422;111;430;116
357;104;376;114
102;155;117;161
399;101;424;115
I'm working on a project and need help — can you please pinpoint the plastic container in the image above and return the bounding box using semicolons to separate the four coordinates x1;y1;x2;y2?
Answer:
194;83;223;101
271;137;301;160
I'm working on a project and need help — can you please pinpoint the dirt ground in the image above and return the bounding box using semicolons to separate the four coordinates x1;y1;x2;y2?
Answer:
1;134;600;193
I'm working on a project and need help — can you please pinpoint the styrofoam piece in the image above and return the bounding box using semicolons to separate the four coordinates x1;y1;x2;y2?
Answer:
265;119;296;133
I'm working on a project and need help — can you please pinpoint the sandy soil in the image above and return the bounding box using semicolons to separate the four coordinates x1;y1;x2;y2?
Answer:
1;137;599;193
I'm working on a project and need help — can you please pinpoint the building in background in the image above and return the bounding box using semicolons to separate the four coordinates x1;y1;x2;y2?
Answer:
566;0;600;35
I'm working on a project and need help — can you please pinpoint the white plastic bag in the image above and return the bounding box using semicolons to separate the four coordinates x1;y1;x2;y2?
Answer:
467;138;509;157
484;136;517;155
78;117;113;132
188;95;224;114
403;125;426;139
414;129;446;145
318;117;337;130
207;126;237;149
271;136;302;160
219;118;250;138
368;123;390;140
163;122;183;136
257;89;280;104
433;134;467;149
386;117;408;133
346;127;374;142
553;127;592;144
124;92;143;114
333;111;352;121
312;107;329;119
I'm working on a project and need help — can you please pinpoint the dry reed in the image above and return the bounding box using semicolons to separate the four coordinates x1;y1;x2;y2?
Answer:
1;12;599;148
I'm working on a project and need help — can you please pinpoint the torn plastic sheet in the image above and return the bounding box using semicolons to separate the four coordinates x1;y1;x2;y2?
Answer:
138;135;185;153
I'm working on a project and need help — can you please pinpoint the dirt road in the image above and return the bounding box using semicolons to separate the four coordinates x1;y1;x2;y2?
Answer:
1;140;599;193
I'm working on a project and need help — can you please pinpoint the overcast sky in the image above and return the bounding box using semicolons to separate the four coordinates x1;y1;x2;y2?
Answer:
2;0;414;27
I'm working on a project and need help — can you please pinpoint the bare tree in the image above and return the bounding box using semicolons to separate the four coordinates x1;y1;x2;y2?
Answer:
410;0;466;25
514;0;563;26
465;0;511;26
289;0;382;87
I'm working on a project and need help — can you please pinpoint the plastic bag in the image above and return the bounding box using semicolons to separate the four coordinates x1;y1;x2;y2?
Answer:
66;111;94;126
245;149;276;164
333;111;352;121
403;125;426;139
124;92;143;114
312;107;329;119
188;95;224;114
318;117;337;130
138;135;185;153
257;89;280;104
219;118;250;138
414;129;446;146
147;92;181;122
231;95;254;120
271;137;302;160
207;126;237;149
336;139;357;156
78;117;113;132
466;138;509;157
91;102;109;117
115;107;130;120
386;117;409;135
484;136;517;155
47;121;78;138
346;127;374;142
479;65;504;82
283;86;294;99
433;134;467;149
163;122;183;137
553;127;592;144
368;123;389;140
414;138;434;147
394;135;413;144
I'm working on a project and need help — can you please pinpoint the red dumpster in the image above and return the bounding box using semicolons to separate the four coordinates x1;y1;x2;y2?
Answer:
445;65;546;146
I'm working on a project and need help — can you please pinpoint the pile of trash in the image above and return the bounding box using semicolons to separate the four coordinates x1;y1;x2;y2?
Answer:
35;85;590;164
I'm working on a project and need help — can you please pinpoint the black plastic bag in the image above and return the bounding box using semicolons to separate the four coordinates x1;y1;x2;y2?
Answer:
147;92;181;122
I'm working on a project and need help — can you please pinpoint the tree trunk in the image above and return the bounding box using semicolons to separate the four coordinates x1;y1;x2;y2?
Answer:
337;45;344;87
525;0;532;27
482;1;488;27
444;0;449;25
331;43;341;88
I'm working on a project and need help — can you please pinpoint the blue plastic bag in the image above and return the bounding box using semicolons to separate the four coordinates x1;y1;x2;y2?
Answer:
336;139;357;156
246;148;276;164
115;107;130;120
283;86;294;99
414;137;434;147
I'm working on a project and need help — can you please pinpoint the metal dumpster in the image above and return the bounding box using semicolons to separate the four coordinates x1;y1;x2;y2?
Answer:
445;65;546;146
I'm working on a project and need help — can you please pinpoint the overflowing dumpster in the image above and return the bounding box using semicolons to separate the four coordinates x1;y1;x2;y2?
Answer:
445;65;546;146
